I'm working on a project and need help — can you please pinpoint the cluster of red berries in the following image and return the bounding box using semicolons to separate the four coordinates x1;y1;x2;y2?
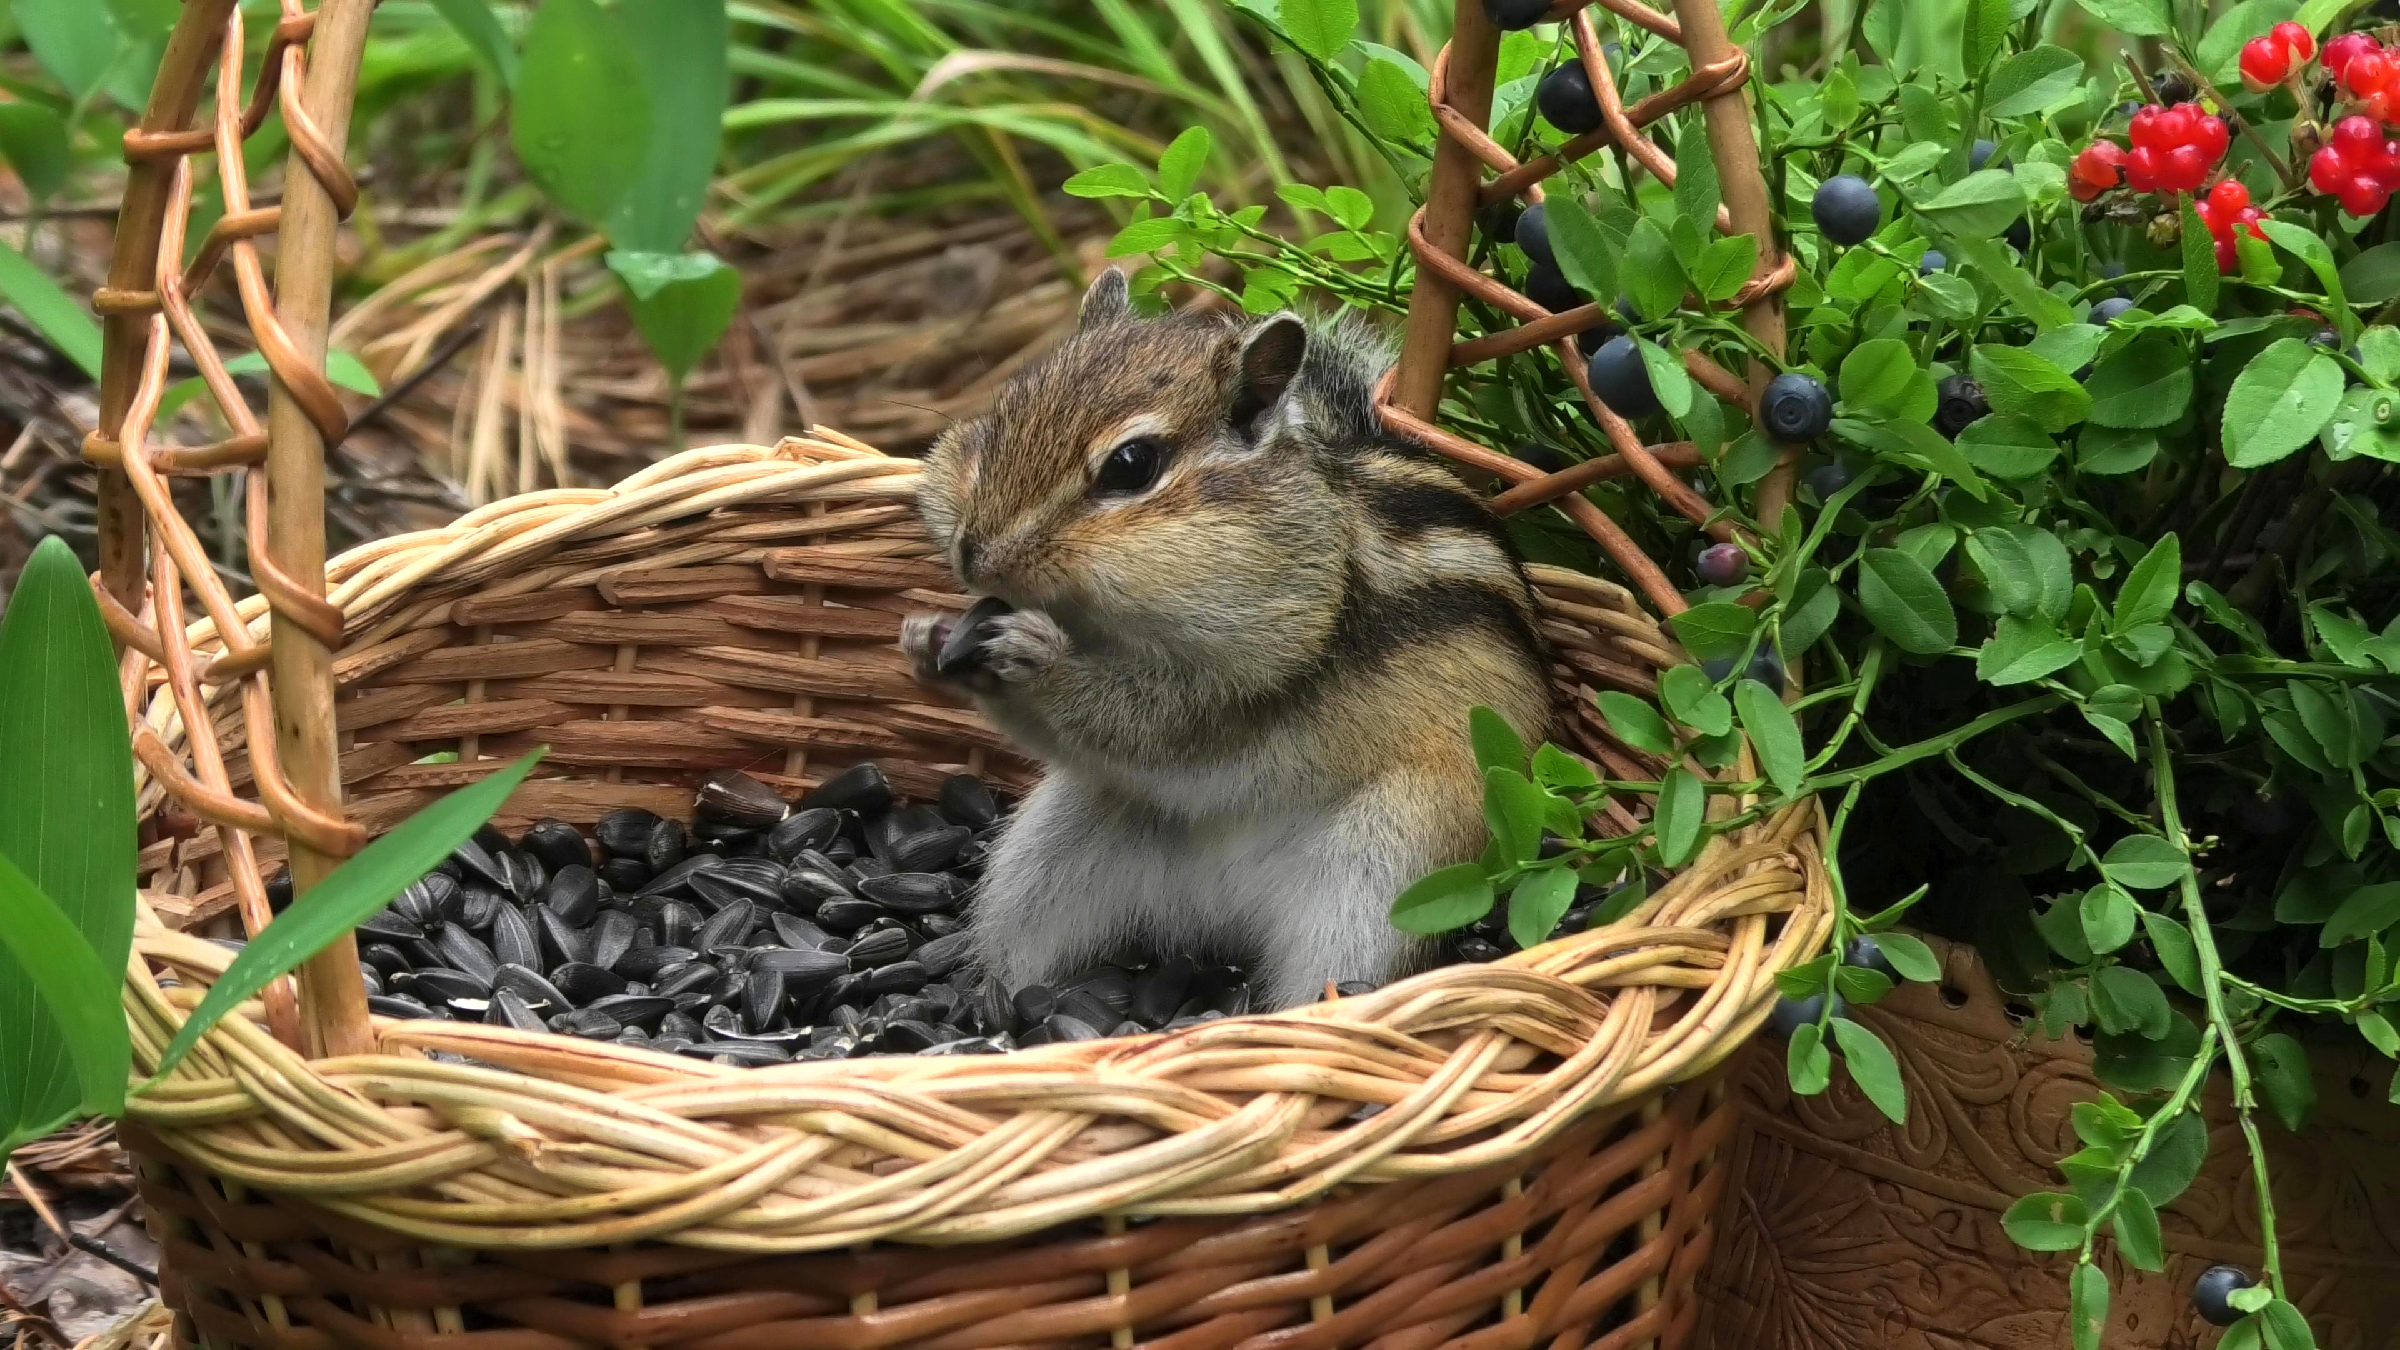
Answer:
2326;30;2400;123
2069;103;2230;201
2309;114;2400;215
2239;22;2318;92
2193;179;2267;270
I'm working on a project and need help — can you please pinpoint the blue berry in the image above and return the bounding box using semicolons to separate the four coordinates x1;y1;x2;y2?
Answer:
1586;335;1659;418
1919;249;1947;274
1844;934;1898;980
1805;461;1852;502
1537;63;1604;135
1702;647;1787;694
1767;990;1846;1037
2191;1266;2253;1328
1934;373;1988;438
1812;175;1882;246
1969;138;2002;171
1759;372;1833;442
1697;542;1750;587
1526;263;1586;314
1514;442;1568;474
2090;296;2134;324
1515;203;1555;272
1483;0;1551;28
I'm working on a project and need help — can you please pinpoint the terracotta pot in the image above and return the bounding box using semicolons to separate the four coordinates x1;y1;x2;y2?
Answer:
1694;935;2400;1349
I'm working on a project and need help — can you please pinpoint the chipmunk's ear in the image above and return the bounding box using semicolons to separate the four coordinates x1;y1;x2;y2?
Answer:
1077;268;1132;329
1232;313;1307;434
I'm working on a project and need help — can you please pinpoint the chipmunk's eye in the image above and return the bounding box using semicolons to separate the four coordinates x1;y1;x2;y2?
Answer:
1094;436;1170;496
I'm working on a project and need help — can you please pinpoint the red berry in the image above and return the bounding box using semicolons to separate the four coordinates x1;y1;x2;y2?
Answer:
2327;33;2378;79
2126;145;2162;193
2165;144;2212;191
2195;115;2230;163
2340;177;2391;215
2273;21;2316;61
2208;178;2251;215
2336;114;2381;155
2312;144;2354;194
2347;50;2394;95
2159;103;2199;145
2075;141;2126;183
2215;236;2237;272
2242;37;2292;91
2130;104;2166;151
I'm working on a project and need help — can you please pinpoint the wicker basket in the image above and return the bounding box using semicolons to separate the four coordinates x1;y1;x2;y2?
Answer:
96;1;1832;1347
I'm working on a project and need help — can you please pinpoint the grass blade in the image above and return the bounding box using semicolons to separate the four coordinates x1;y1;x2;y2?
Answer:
0;240;101;379
0;851;127;1119
148;750;547;1081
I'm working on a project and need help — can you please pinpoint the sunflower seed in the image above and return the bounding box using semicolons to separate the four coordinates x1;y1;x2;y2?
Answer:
539;865;600;926
766;808;842;862
644;818;687;875
551;961;630;1004
770;913;831;949
744;968;786;1028
591;910;640;972
697;770;789;828
618;943;697;982
490;904;540;970
520;819;591;874
488;989;549;1034
600;857;651;891
844;927;912;967
595;808;661;857
915;931;974;980
396;967;490;1002
936;775;1000;829
432;923;499;984
696;899;756;951
368;993;439;1020
659;900;703;948
536;908;592;967
816;898;883;933
1044;1013;1103;1043
798;762;894;815
359;909;425;942
456;887;502;931
494;963;571;1013
857;872;953;914
450;837;510;890
862;961;929;997
885;825;971;873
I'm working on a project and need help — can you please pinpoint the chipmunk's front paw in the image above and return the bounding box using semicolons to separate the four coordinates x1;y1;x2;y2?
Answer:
902;598;1063;693
977;609;1068;685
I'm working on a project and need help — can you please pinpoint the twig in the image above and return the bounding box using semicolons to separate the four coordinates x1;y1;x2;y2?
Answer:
4;1164;65;1240
63;1238;157;1289
343;314;490;440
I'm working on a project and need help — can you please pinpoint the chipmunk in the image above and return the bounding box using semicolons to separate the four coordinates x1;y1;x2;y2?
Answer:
900;270;1550;1010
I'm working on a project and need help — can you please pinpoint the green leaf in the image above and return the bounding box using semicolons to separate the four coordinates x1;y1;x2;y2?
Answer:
2100;835;2188;890
1979;614;2082;684
1637;337;1694;419
0;104;71;201
430;0;519;87
0;240;100;381
1324;186;1376;232
1958;414;2061;478
1874;932;1942;982
2114;534;2181;631
1156;127;1213;201
1532;742;1599;790
2259;219;2355;342
512;0;653;229
2261;1299;2317;1350
2249;1032;2315;1133
1918;170;2027;239
1484;767;1546;864
1987;47;2085;118
2078;426;2160;474
1695;234;1758;303
2080;883;2138;954
1734;682;1804;795
1624;218;1683;331
2073;0;2171;35
2223;338;2344;467
13;0;121;101
1950;235;2076;330
1356;58;1436;147
607;0;726;253
1508;866;1578;951
611;251;740;387
1673;114;1720;233
1858;547;1958;654
1109;217;1185;257
1542;192;1619;305
2129;1107;2207;1204
1391;863;1497;934
1279;0;1357;62
1788;1020;1832;1093
0;852;126;1120
2085;335;2194;429
1470;705;1527;775
1661;665;1732;736
1840;338;1918;413
153;752;547;1079
2359;1009;2400;1056
2002;1192;2089;1250
0;538;137;1140
1064;164;1154;199
1829;1016;1906;1123
2141;911;2205;995
1667;601;1758;661
2320;882;2400;946
1971;344;2091;433
1654;767;1704;867
1597;691;1676;757
1961;0;2011;71
2091;965;2171;1037
2340;246;2400;306
2112;1185;2165;1271
2181;197;2220;317
2069;1264;2111;1350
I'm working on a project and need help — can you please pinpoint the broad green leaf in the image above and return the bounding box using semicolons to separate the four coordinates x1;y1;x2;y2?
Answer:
2249;1031;2315;1132
13;0;120;101
2085;335;2193;429
2100;835;2188;890
1788;1020;1832;1093
2224;338;2344;467
0;104;71;201
1597;691;1676;756
1830;1016;1906;1123
1966;530;2038;616
431;0;520;87
513;0;653;229
1654;766;1704;867
2069;1264;2110;1350
153;752;548;1079
1840;338;1918;413
2078;426;2161;474
2080;882;2138;954
1637;337;1694;418
1532;742;1599;790
1108;217;1185;256
1858;547;1958;654
611;251;741;386
1508;866;1578;950
1673;114;1720;235
1668;601;1758;661
2182;197;2219;316
2031;323;2107;374
0;852;126;1121
1543;192;1619;305
1484;767;1547;864
1734;682;1804;795
2129;1107;2207;1204
1624;218;1683;331
1469;705;1527;775
2261;1299;2316;1350
1971;344;2091;432
2001;1192;2088;1250
2074;0;2171;35
1661;665;1732;736
0;240;100;381
1156;126;1213;201
1356;58;1436;147
2339;245;2400;306
1962;0;2011;71
2321;882;2400;946
607;0;726;253
1391;862;1496;934
2116;1188;2164;1271
1064;164;1153;199
1987;47;2085;118
1979;614;2081;684
2091;965;2171;1037
1874;932;1942;982
1280;0;1357;62
2115;535;2181;631
1695;233;1758;303
2259;219;2356;343
1958;414;2061;478
2141;911;2204;994
1950;235;2076;330
0;538;137;1143
1919;170;2027;239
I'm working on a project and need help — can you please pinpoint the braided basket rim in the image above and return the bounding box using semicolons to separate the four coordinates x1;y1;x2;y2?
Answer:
122;433;1833;1253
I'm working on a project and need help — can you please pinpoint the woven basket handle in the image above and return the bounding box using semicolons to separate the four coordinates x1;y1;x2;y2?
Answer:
1381;0;1795;618
91;0;380;1058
